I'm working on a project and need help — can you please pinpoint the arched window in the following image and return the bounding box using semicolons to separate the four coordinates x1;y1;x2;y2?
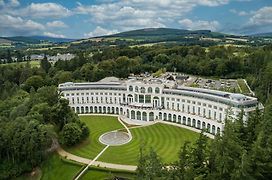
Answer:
187;118;191;126
212;125;216;134
140;87;145;93
207;123;211;133
142;112;147;121
135;86;139;92
155;87;160;94
131;110;135;119
163;113;167;120
129;85;133;91
149;112;154;121
137;111;141;120
197;120;201;129
202;122;206;129
178;115;182;123
148;87;152;93
217;127;221;134
159;112;162;120
168;114;172;121
183;116;186;124
192;119;196;127
173;114;177;122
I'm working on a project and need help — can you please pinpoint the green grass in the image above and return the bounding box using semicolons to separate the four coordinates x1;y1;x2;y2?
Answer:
237;79;251;94
82;167;135;180
40;153;135;180
0;60;40;68
68;115;199;165
40;154;80;180
99;123;199;165
65;115;123;159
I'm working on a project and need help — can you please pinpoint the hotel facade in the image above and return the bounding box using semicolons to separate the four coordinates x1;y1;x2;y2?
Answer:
58;76;260;135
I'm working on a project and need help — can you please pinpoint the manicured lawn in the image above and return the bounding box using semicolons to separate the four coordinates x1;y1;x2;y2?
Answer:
67;115;200;165
65;115;123;159
40;153;135;180
40;154;80;180
99;123;199;165
82;168;135;180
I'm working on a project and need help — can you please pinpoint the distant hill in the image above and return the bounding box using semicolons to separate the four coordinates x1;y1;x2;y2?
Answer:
0;36;74;44
107;28;225;38
250;32;272;37
70;28;243;47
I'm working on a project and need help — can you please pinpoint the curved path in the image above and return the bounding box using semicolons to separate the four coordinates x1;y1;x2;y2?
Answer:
57;115;137;172
57;114;214;173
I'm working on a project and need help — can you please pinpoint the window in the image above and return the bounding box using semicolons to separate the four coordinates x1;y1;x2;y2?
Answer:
139;95;144;103
135;86;139;92
135;94;138;102
140;87;145;93
129;85;133;91
155;87;160;94
145;95;151;103
148;87;152;93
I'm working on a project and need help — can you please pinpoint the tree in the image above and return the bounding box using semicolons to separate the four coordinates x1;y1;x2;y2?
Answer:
60;122;82;146
23;75;44;91
40;58;51;73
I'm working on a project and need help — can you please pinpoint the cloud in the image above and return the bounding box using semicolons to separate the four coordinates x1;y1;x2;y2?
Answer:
178;18;220;31
0;14;45;36
84;26;118;37
46;21;68;28
75;0;231;32
43;32;66;38
248;6;272;26
21;3;71;18
0;0;19;7
9;0;19;7
229;9;254;16
234;6;272;34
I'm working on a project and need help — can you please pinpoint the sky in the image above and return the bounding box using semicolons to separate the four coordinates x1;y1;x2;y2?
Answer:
0;0;272;39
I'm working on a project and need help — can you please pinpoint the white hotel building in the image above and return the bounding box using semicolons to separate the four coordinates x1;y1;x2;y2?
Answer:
58;76;261;135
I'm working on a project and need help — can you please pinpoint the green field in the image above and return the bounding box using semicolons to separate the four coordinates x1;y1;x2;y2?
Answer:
68;115;199;165
40;153;134;180
41;154;80;180
0;60;40;68
100;123;199;165
66;115;123;159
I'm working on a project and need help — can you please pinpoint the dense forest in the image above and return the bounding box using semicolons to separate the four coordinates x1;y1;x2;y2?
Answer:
1;44;272;179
